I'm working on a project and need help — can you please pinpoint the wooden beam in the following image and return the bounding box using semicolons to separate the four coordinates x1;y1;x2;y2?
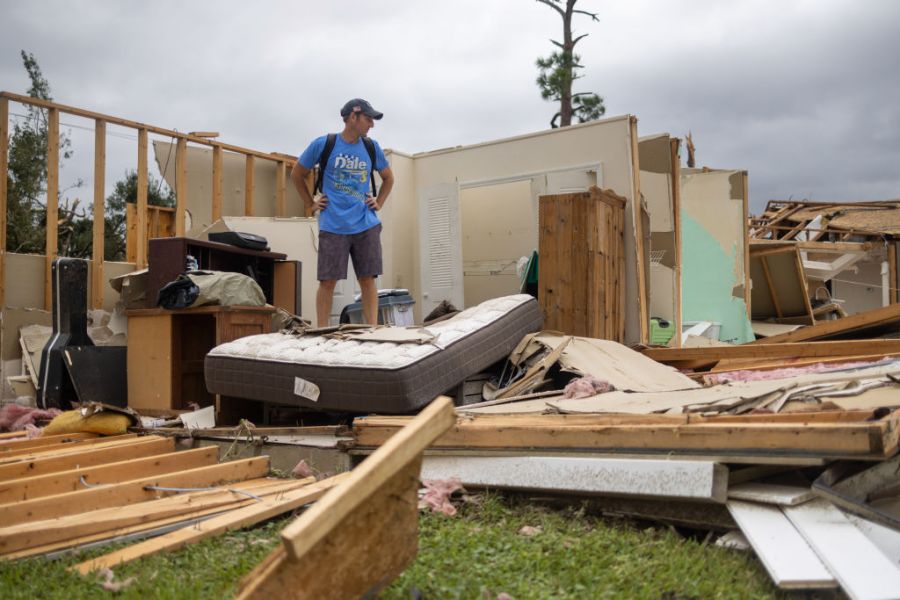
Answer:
212;144;223;222
0;446;218;503
44;107;60;311
0;456;269;525
275;160;286;217
670;137;683;347
629;116;649;345
751;239;873;253
742;171;751;318
0;432;96;454
174;138;187;237
642;339;900;363
91;119;106;309
795;249;815;324
0;92;289;164
760;256;784;318
136;128;149;268
890;243;898;305
73;473;347;573
751;302;900;345
0;434;142;467
244;154;254;216
0;97;8;308
0;436;173;481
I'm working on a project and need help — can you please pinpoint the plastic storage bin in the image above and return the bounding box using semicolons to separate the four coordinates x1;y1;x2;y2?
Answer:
341;293;415;326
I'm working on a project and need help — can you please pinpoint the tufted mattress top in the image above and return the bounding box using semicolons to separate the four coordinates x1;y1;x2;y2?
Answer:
204;294;543;413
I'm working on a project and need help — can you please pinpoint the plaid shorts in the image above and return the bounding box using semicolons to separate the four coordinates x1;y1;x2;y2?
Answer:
317;224;383;281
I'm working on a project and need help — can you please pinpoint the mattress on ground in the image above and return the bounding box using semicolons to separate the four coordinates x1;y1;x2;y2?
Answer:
205;294;543;413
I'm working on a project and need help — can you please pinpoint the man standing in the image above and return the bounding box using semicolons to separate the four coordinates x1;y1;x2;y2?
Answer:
291;99;394;327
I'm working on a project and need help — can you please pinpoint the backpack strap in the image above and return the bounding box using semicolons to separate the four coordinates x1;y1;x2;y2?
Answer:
315;133;338;195
362;136;378;197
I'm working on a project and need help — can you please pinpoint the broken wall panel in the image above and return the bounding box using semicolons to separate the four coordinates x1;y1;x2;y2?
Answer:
680;169;753;344
749;247;814;323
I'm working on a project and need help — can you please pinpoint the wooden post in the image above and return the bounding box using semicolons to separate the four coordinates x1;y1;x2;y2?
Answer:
212;144;223;222
174;138;187;237
244;155;255;216
629;116;649;345
0;97;8;309
275;160;286;217
91;119;106;309
669;137;683;348
136;128;148;268
44;108;60;310
889;242;898;305
742;171;751;318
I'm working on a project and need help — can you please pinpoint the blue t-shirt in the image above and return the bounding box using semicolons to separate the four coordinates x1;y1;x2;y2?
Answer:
299;135;389;234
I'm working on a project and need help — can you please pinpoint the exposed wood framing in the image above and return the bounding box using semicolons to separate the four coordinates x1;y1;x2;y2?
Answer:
752;301;900;344
74;474;346;574
0;432;95;454
0;456;269;525
742;171;751;317
0;434;140;464
0;97;8;308
175;138;187;237
244;154;255;216
44;107;60;310
642;339;900;363
890;242;898;305
0;436;174;481
136;128;149;268
212;143;223;222
275;160;286;217
91;119;106;309
759;256;783;318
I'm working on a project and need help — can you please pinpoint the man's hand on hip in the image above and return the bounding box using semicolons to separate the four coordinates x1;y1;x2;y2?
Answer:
314;195;329;212
365;195;380;211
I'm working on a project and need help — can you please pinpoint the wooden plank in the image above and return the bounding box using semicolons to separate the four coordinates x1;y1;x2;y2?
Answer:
0;432;96;454
0;436;173;481
752;302;900;345
795;248;816;323
728;483;815;506
0;446;219;503
0;456;269;525
212;144;223;221
174;138;187;237
784;499;900;599
742;171;751;318
275;160;286;217
45;107;60;311
0;97;8;308
353;417;892;457
73;472;348;573
643;339;900;363
670;137;683;347
0;434;141;465
91;119;106;309
890;243;898;305
127;313;173;411
629;116;649;345
727;500;835;589
1;477;309;557
281;397;456;559
421;455;728;502
244;154;254;216
136;128;149;268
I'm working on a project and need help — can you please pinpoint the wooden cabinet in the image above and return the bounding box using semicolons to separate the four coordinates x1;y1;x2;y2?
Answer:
147;237;286;308
539;187;626;342
126;305;275;413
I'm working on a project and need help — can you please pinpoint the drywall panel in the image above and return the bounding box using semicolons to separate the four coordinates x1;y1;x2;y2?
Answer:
381;151;416;294
831;258;885;316
153;141;304;237
680;169;753;343
3;253;45;309
410;115;642;343
460;180;535;307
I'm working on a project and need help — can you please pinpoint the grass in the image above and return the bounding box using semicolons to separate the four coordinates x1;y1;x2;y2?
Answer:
0;494;782;599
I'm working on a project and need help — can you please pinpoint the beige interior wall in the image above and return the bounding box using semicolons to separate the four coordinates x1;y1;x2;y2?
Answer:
831;258;885;315
460;180;535;307
3;253;129;312
381;151;416;292
404;115;641;342
639;134;677;325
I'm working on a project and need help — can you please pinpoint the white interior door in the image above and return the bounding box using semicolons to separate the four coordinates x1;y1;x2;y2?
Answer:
418;183;463;316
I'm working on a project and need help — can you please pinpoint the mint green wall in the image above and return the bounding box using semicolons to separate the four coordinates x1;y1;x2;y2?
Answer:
681;212;754;343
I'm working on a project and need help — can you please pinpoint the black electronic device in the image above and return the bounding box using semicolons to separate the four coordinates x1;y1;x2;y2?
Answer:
208;231;270;252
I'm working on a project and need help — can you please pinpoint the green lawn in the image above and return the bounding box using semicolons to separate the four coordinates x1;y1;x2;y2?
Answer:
0;494;782;599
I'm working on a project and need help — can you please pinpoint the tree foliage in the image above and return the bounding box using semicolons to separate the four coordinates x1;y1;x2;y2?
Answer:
535;0;606;128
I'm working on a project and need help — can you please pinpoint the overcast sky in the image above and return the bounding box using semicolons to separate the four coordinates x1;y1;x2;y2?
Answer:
2;0;899;214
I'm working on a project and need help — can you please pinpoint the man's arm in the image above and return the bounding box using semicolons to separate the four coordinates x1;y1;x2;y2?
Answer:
371;166;394;210
291;162;327;214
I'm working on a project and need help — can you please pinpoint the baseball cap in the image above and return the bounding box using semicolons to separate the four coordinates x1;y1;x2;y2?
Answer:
340;98;383;120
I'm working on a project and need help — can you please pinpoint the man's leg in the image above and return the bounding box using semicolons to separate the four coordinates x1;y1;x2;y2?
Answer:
316;279;337;327
358;276;378;325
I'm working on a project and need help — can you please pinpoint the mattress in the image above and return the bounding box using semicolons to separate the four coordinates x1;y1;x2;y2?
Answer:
205;294;543;413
